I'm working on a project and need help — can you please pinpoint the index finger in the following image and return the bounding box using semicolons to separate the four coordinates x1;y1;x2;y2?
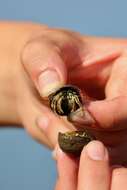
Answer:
56;147;78;190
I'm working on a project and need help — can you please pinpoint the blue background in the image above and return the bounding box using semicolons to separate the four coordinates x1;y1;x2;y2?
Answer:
0;0;126;189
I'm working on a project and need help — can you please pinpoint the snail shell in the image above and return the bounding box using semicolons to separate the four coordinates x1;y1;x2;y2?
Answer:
49;85;82;116
49;85;95;155
58;131;94;155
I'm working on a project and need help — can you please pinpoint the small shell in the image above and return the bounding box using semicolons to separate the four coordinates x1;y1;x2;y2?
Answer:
58;131;94;155
49;85;82;116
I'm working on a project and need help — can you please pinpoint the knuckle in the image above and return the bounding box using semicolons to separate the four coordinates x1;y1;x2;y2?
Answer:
25;122;38;140
21;39;51;78
21;39;43;65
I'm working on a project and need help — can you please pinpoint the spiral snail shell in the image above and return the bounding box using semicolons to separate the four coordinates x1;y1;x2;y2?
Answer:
49;85;94;155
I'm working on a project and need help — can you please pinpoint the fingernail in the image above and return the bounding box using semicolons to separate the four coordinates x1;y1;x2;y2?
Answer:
38;69;63;97
68;107;95;127
52;145;63;160
86;141;108;161
52;147;57;160
36;116;49;131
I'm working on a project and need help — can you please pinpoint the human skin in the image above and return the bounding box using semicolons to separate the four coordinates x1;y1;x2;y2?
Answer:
0;21;127;164
55;141;127;190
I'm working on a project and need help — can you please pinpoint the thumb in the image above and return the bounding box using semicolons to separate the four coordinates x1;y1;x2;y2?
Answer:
21;37;67;97
69;96;127;130
78;141;110;190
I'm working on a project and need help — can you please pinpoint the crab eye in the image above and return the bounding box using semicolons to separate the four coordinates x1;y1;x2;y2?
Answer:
49;85;82;116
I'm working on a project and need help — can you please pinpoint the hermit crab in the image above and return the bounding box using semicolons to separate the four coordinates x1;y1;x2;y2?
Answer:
48;85;94;155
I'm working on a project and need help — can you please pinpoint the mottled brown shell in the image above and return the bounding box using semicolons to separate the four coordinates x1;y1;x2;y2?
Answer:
58;131;94;155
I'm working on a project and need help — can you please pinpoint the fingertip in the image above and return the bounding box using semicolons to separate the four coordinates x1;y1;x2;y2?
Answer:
36;115;50;131
81;140;108;161
68;106;96;128
36;51;67;97
52;145;64;161
38;69;64;97
84;140;108;161
78;141;110;190
22;38;67;98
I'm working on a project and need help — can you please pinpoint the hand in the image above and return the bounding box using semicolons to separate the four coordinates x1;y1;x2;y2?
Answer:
1;22;127;152
0;21;86;148
55;141;127;190
66;39;127;165
34;31;127;152
20;24;127;155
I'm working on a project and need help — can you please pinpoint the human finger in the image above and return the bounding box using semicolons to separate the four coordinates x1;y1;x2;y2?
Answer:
70;95;127;130
55;147;78;190
17;75;70;148
21;36;67;97
111;167;127;190
78;141;110;190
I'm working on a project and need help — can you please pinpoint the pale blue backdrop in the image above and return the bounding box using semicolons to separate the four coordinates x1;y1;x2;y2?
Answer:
0;0;126;189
